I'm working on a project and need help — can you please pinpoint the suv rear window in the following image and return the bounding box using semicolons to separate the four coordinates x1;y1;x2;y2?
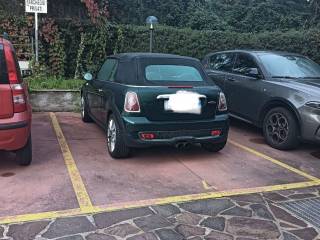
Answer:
145;65;203;82
0;44;9;84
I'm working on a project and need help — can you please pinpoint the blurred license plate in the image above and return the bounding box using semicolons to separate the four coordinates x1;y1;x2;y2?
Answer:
164;92;202;114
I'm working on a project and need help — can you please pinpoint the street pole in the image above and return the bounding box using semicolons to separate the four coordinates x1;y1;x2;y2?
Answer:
149;23;154;53
35;12;39;63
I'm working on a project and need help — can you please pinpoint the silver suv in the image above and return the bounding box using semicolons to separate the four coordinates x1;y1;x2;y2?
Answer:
203;50;320;150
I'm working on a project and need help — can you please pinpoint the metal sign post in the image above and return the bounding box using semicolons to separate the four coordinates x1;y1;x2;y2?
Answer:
35;12;39;62
25;0;47;63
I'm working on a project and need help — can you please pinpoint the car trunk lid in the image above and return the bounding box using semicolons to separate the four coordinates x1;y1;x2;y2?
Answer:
134;85;220;121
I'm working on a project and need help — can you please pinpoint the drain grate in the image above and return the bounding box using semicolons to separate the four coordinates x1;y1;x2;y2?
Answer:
279;197;320;229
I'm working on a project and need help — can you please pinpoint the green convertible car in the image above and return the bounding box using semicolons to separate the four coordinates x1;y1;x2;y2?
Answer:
81;53;229;158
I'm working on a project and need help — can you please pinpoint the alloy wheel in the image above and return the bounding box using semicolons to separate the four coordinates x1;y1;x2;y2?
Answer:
266;112;289;144
107;118;117;153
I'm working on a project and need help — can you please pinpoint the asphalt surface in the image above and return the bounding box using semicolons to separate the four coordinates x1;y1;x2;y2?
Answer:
0;112;319;239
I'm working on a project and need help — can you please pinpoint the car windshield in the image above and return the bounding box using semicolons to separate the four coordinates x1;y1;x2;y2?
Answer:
145;65;204;82
258;54;320;79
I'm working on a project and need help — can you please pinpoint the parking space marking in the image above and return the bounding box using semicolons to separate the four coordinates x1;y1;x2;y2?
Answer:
0;209;82;225
50;113;94;212
175;156;218;191
229;140;320;182
94;180;320;213
202;180;218;191
0;180;319;225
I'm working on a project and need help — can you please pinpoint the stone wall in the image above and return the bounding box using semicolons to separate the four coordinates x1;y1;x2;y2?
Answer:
30;90;80;112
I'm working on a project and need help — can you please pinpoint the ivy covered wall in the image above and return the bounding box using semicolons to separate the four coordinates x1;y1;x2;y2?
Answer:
1;0;320;78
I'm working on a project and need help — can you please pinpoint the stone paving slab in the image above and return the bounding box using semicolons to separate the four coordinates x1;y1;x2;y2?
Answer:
1;187;320;240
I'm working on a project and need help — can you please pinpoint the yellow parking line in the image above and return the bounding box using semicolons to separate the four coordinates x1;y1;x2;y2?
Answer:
94;180;320;213
229;140;320;182
0;208;82;225
1;180;319;225
49;113;94;212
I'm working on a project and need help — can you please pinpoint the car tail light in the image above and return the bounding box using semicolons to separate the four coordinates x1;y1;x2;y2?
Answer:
124;92;140;113
211;130;222;136
3;41;27;113
218;92;227;112
11;84;27;112
140;133;156;140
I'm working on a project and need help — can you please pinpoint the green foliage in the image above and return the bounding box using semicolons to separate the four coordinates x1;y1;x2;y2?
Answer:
76;25;110;75
48;34;66;77
108;0;312;32
74;33;86;79
27;76;84;91
62;24;320;76
2;0;320;81
116;25;320;63
113;26;124;54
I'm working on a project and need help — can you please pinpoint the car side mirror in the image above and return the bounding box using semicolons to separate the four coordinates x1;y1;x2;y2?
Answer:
247;68;260;78
84;73;93;81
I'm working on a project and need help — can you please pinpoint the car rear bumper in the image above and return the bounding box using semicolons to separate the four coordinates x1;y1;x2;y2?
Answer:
121;114;229;148
0;111;31;151
299;106;320;144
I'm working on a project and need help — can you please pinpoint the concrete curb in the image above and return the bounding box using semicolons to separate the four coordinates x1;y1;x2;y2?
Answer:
30;90;81;112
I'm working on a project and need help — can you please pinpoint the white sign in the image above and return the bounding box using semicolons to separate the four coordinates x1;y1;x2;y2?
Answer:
25;0;47;13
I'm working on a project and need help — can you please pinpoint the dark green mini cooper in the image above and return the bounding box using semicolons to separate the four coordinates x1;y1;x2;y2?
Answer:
81;53;229;158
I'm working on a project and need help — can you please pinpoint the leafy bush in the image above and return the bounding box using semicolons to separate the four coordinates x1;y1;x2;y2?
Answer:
118;25;320;63
2;14;320;79
27;76;84;91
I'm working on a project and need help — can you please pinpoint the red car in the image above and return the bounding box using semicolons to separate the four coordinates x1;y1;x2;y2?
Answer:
0;37;32;166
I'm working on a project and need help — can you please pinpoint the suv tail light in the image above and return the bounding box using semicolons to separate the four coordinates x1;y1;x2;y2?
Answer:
124;92;141;113
218;92;227;112
3;40;27;113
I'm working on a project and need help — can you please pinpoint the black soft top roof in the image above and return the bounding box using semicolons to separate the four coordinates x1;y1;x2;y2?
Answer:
113;53;210;86
110;52;199;62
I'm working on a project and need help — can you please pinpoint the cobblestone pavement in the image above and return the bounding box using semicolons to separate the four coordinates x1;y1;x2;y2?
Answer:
1;187;320;240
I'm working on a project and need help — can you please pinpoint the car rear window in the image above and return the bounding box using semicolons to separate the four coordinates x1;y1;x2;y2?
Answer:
0;44;9;84
145;65;203;82
138;57;210;86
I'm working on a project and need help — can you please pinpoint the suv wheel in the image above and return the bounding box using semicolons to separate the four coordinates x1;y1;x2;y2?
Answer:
81;95;93;123
263;107;299;150
106;114;130;159
16;135;32;166
201;141;227;152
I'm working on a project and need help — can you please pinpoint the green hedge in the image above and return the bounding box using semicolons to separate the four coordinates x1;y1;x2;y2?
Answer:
65;24;320;78
119;25;320;62
71;24;320;78
2;17;320;78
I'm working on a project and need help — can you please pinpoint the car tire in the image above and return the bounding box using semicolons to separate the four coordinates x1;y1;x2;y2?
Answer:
106;114;130;159
81;95;93;123
263;107;299;150
16;135;32;166
201;141;227;152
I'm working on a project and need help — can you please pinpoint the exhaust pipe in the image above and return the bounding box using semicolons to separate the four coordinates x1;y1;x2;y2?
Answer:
175;142;191;149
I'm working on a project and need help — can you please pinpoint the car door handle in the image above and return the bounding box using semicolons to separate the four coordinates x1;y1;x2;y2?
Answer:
227;77;236;82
